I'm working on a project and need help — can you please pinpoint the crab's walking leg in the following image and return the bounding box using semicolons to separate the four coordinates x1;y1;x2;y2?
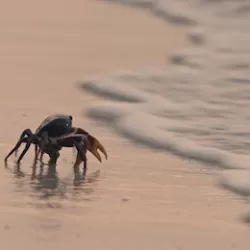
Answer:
14;129;33;157
48;151;60;165
73;150;87;176
33;144;39;164
16;136;34;164
74;137;88;172
73;151;82;168
38;149;45;163
4;137;28;163
36;131;49;163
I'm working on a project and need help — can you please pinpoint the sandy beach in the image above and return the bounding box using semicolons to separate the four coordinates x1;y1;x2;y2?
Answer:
0;0;250;249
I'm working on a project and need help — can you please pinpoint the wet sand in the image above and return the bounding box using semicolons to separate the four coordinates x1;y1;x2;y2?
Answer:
0;0;250;249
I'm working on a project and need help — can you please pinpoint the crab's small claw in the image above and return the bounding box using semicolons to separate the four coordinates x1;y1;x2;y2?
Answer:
89;148;102;163
87;135;108;163
97;140;108;160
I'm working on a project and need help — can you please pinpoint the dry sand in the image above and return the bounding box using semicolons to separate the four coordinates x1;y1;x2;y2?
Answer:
0;0;249;249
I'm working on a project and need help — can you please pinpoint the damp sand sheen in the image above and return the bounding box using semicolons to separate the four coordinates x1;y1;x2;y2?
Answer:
0;0;250;249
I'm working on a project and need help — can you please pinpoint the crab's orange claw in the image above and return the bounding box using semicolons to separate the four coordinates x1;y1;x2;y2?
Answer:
87;134;108;163
96;139;108;160
89;149;102;163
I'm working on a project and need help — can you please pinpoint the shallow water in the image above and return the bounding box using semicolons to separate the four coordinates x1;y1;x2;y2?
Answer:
80;0;250;198
1;154;100;212
1;0;250;248
2;138;249;250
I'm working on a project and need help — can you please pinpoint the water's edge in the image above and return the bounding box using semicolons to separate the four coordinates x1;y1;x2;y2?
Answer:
78;0;250;220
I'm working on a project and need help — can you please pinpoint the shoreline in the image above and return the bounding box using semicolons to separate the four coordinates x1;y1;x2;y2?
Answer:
0;0;249;249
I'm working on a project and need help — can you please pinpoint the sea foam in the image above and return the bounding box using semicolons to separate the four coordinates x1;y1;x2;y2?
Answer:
78;0;250;201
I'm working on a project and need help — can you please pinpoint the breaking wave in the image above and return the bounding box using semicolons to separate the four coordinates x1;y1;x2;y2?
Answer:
78;0;250;202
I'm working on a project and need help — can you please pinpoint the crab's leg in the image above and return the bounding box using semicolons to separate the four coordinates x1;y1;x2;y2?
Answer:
60;134;88;171
14;129;33;157
4;137;29;163
16;136;35;164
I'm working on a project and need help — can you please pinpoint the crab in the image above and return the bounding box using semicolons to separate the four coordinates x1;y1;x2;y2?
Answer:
4;115;108;173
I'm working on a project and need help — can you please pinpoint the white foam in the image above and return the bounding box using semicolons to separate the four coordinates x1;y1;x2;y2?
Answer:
80;78;250;172
101;0;198;25
219;170;250;197
79;0;250;202
186;27;206;45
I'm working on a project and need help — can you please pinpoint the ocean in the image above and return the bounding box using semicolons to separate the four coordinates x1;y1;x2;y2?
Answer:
79;0;250;199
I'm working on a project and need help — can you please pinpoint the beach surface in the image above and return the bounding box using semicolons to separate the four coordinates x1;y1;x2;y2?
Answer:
0;0;250;249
